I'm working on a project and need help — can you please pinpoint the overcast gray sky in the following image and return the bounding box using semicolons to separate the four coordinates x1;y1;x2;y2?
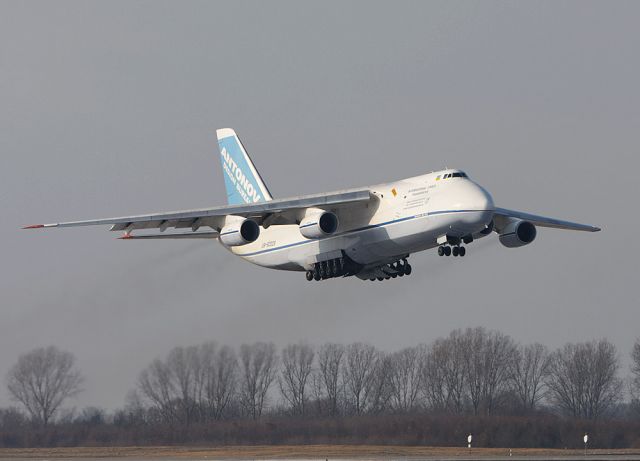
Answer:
1;1;639;411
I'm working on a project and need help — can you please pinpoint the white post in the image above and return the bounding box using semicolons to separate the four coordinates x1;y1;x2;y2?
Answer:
583;434;588;456
467;434;472;449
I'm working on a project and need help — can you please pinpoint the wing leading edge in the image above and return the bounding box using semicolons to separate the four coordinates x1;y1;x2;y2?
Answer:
494;207;601;232
23;189;372;234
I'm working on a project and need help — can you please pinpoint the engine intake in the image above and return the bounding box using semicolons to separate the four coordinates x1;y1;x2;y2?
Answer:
499;220;537;248
299;211;338;239
219;218;260;246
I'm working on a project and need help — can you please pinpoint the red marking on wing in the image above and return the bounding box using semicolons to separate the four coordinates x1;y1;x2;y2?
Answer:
22;224;45;229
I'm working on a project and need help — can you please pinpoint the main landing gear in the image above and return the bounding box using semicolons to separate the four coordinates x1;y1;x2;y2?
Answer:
369;258;411;282
438;244;466;257
305;253;363;281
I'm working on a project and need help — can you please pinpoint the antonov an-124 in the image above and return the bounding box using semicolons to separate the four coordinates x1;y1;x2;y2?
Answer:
24;128;600;282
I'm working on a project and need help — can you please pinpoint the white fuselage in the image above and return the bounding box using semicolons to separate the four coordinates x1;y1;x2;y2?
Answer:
224;170;494;275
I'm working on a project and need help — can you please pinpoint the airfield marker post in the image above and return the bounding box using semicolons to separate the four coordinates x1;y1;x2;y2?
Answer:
584;434;588;456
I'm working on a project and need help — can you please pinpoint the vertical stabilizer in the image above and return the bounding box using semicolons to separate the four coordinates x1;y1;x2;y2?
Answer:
216;128;273;205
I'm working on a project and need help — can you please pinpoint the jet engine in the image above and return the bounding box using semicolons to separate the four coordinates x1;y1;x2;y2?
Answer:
219;218;260;246
498;220;537;248
299;210;338;239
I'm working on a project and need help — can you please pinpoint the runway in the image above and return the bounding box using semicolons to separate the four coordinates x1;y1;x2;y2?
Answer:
1;446;640;461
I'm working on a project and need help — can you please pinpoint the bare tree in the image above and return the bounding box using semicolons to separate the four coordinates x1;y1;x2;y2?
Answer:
317;343;345;416
6;346;83;426
463;327;516;415
203;344;238;420
138;358;178;423
389;346;425;412
507;343;550;413
138;343;239;424
239;342;278;419
168;346;199;423
631;339;640;414
342;343;379;415
420;332;467;413
137;345;202;425
366;353;393;414
546;339;622;420
188;342;238;421
279;343;315;415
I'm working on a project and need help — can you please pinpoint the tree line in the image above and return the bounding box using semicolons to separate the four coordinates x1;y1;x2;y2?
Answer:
2;328;640;448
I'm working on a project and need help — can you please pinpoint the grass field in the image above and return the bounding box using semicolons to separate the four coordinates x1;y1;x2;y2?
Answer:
1;445;639;459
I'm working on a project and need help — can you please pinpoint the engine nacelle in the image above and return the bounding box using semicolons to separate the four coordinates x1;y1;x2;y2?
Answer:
299;211;338;239
498;220;537;248
219;218;260;246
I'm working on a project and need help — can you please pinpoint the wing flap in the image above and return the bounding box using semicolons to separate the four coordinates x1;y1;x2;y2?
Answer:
119;231;219;240
494;207;601;232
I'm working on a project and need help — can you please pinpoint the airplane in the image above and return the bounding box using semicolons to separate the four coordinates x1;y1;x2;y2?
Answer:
23;128;600;282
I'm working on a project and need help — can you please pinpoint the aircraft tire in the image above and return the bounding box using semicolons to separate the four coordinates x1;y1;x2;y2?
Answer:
306;271;313;281
404;264;412;275
459;247;466;257
452;246;459;257
438;246;445;256
444;246;451;256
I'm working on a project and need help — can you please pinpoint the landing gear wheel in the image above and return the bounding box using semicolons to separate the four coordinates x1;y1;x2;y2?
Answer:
377;277;384;281
306;271;313;281
397;262;405;276
459;246;466;257
438;246;445;257
452;246;459;257
444;246;451;256
404;264;412;276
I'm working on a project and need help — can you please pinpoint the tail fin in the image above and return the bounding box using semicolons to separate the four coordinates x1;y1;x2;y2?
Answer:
216;128;273;205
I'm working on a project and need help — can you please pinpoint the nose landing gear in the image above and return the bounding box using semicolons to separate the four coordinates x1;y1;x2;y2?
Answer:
438;244;466;257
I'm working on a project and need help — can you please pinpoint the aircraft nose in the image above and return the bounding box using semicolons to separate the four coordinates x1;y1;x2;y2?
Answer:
470;183;494;212
453;182;494;212
445;181;495;230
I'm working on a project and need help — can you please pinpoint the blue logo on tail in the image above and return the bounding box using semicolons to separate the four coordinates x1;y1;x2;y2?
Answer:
218;136;265;205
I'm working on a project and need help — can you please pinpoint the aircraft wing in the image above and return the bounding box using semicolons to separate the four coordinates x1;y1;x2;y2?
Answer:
23;189;372;235
493;207;601;232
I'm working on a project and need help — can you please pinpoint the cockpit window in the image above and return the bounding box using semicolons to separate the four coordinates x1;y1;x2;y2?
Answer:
438;172;468;180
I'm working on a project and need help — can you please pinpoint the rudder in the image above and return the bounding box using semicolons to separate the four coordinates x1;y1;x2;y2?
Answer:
216;128;273;205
